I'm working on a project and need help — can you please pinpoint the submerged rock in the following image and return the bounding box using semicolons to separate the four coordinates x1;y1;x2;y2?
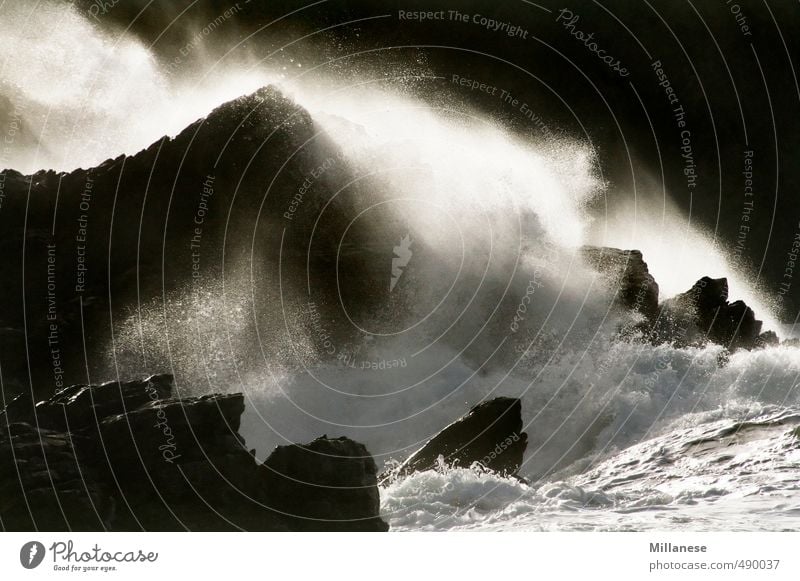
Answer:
0;374;388;531
388;397;527;480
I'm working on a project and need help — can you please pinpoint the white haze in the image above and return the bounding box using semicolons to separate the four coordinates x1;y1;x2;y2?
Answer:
0;0;277;173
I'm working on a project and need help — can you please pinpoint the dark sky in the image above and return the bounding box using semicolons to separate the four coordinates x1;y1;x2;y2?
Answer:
61;0;800;319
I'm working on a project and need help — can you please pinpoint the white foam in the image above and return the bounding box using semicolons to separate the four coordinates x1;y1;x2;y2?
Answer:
381;405;800;531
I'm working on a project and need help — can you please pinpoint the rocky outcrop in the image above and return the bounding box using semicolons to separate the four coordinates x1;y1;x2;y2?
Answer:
580;246;660;322
262;436;388;531
0;85;376;402
386;397;527;481
0;374;388;532
0;423;111;531
582;247;779;351
4;373;174;431
757;330;780;348
655;276;768;350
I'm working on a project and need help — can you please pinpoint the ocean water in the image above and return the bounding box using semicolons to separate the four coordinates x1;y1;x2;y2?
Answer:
381;406;800;531
378;342;800;531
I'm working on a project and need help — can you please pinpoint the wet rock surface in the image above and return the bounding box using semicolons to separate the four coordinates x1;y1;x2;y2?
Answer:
656;276;766;350
582;247;778;351
262;436;388;531
580;246;660;322
0;375;388;531
0;86;374;402
387;397;528;481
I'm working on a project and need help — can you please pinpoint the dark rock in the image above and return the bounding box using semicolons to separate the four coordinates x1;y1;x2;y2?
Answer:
0;374;387;531
0;86;382;402
656;277;764;350
0;423;110;531
388;397;527;480
261;436;388;531
2;374;173;432
580;246;660;322
578;249;777;351
756;330;780;348
0;390;35;426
